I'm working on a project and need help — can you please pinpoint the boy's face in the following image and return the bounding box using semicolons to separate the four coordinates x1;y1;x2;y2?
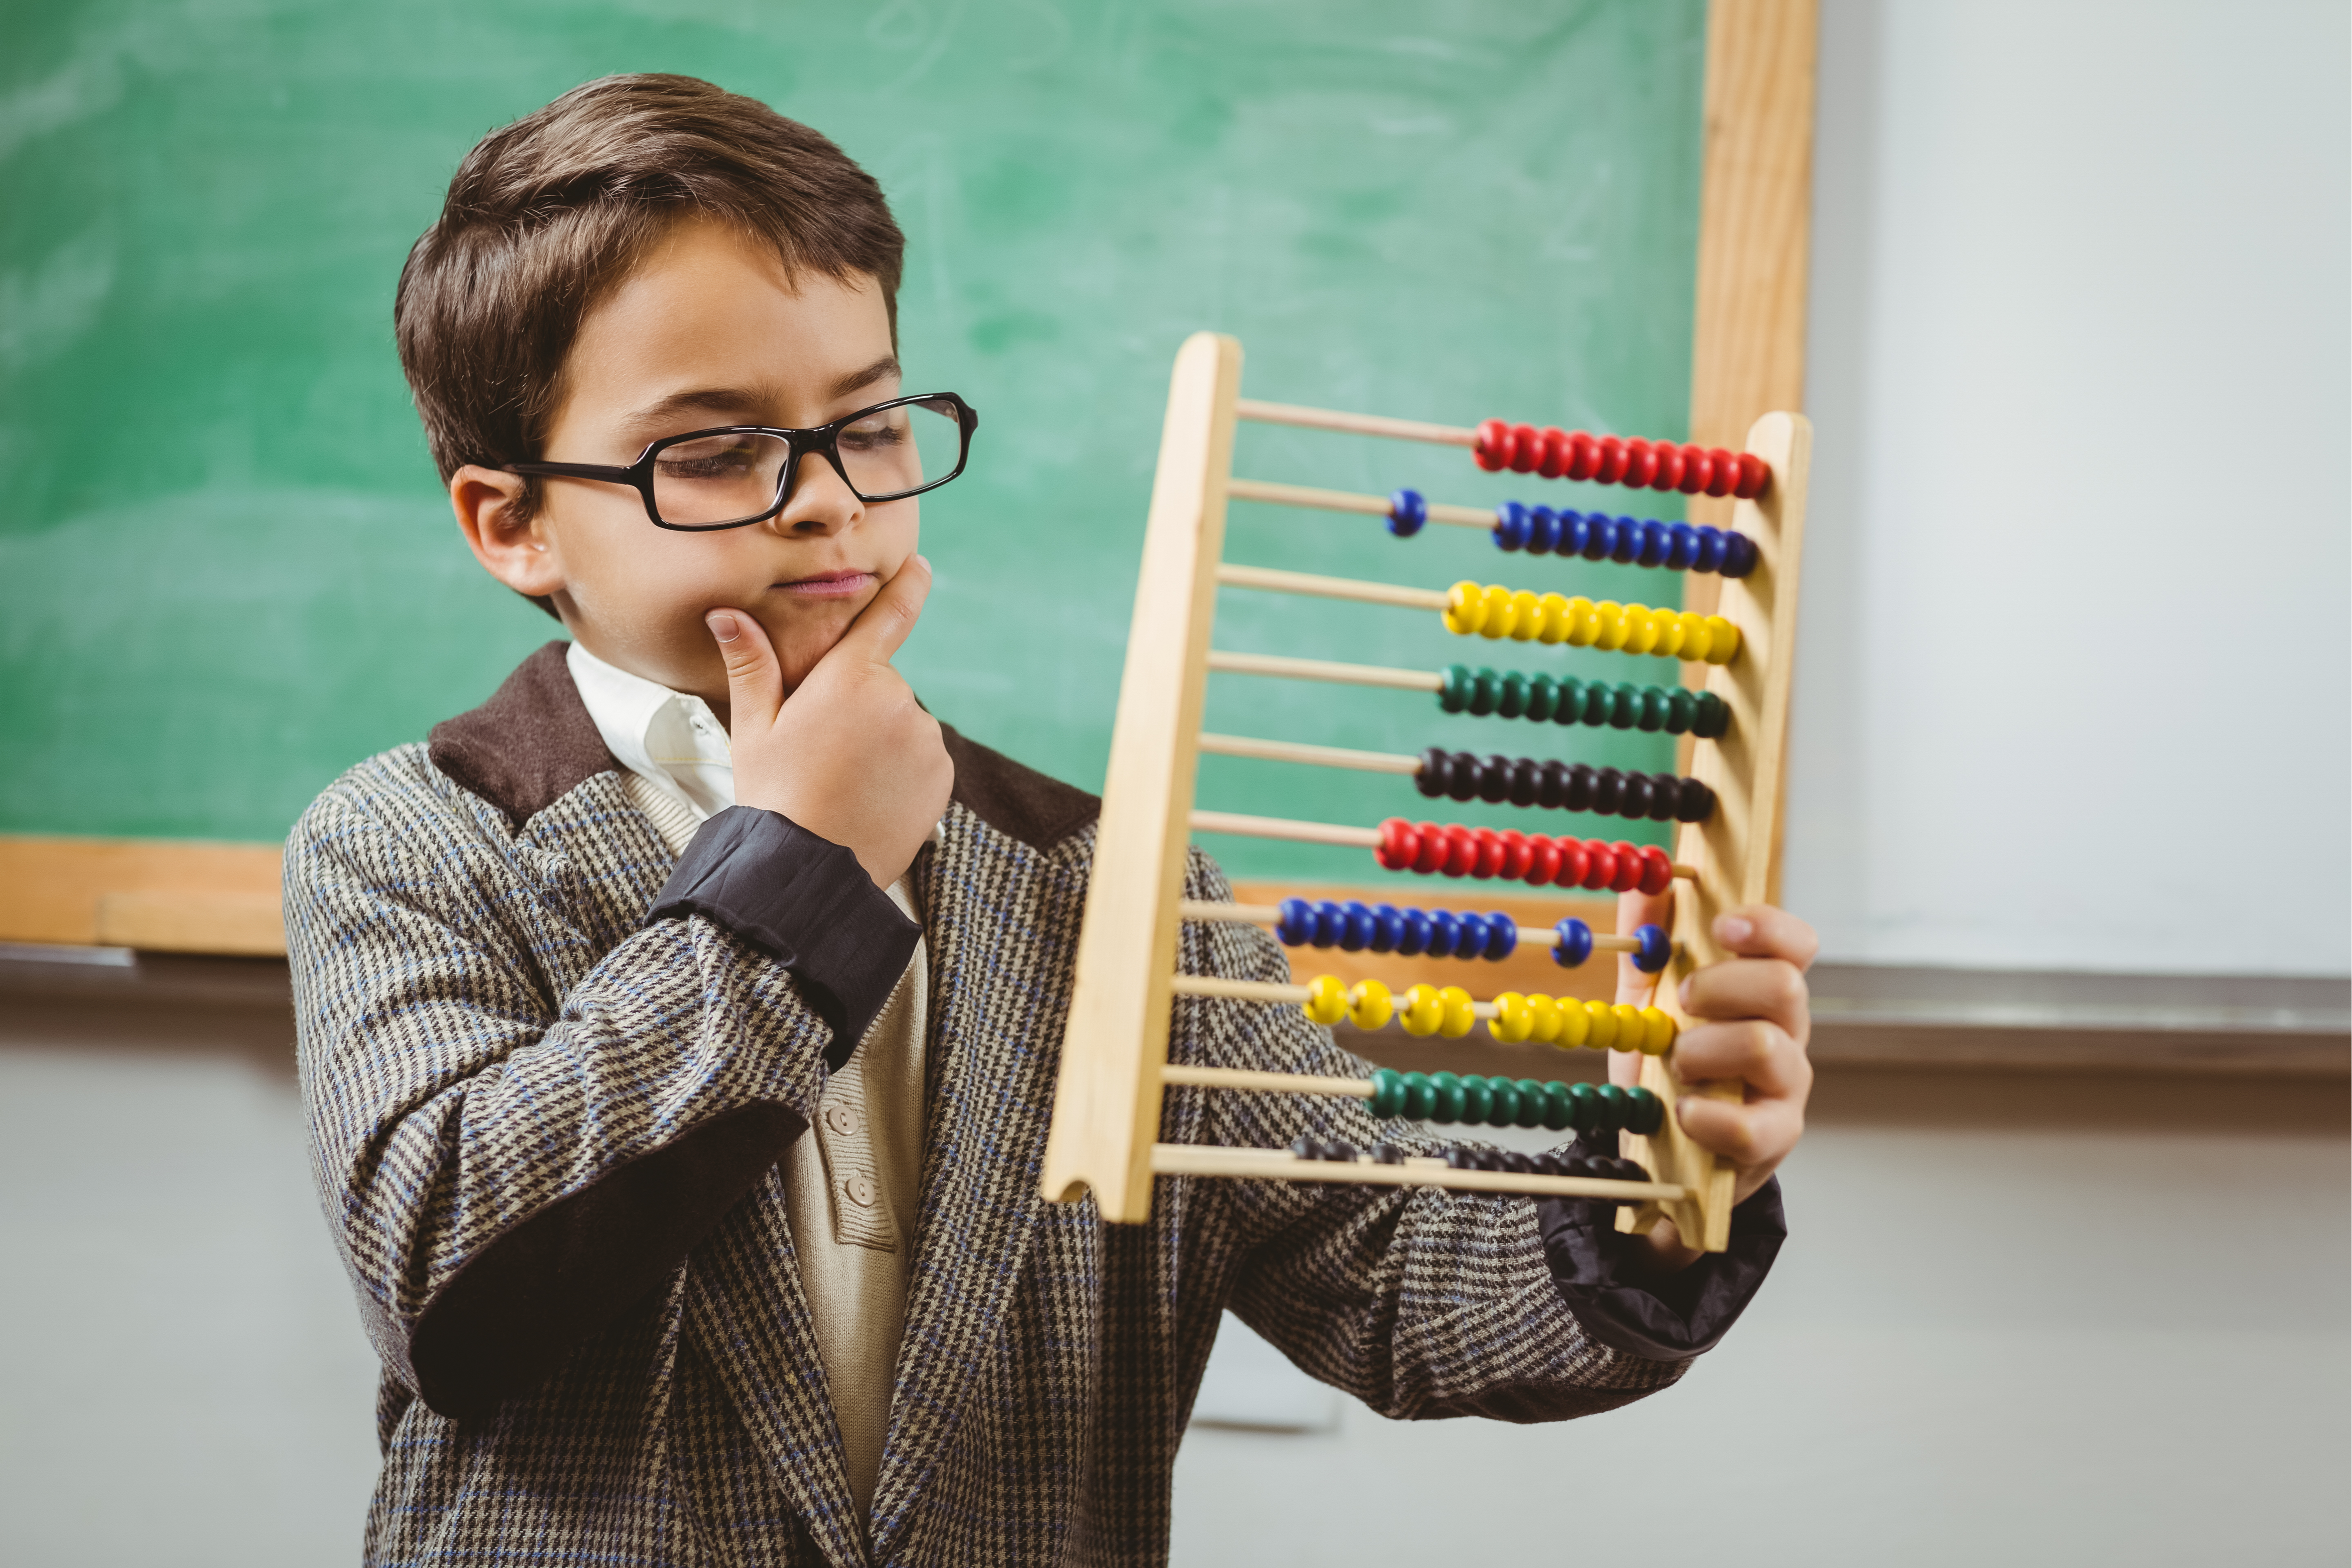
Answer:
452;215;915;711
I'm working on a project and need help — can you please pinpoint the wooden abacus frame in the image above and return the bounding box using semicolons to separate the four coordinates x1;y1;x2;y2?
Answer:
1039;331;1810;1251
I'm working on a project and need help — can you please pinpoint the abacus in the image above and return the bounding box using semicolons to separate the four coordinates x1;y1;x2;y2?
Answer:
1040;332;1810;1253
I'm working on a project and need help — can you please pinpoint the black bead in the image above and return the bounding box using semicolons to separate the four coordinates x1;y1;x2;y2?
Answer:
1475;1147;1510;1172
1325;1139;1359;1163
1618;773;1653;819
1591;769;1625;815
1537;759;1568;809
1477;755;1511;804
1416;747;1448;798
1446;751;1479;803
1676;778;1716;823
1563;764;1593;811
1443;1146;1479;1170
1501;1151;1538;1176
1373;1144;1406;1164
1643;773;1678;821
1531;1151;1567;1178
1508;756;1541;807
1289;1136;1319;1160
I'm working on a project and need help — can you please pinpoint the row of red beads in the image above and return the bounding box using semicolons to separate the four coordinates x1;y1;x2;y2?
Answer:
1473;420;1769;499
1374;818;1676;895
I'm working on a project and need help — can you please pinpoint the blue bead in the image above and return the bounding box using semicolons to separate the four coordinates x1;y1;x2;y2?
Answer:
1720;531;1760;578
1371;903;1405;954
1275;898;1314;946
1484;913;1518;960
1552;917;1595;967
1525;505;1560;555
1580;514;1613;560
1397;907;1432;957
1666;523;1700;570
1455;913;1488;959
1558;509;1590;556
1492;501;1529;551
1339;900;1375;953
1388;488;1427;537
1426;910;1460;959
1632;923;1671;973
1609;517;1642;564
1311;901;1341;948
1637;520;1671;568
1692;526;1726;573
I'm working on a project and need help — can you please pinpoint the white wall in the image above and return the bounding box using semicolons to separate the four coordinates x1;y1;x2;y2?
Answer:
1787;0;2352;975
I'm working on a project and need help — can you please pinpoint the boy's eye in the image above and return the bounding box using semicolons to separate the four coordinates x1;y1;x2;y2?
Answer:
837;410;909;453
655;435;773;479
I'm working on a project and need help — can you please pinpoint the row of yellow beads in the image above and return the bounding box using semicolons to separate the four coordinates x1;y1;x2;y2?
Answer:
1443;581;1740;665
1301;975;1677;1055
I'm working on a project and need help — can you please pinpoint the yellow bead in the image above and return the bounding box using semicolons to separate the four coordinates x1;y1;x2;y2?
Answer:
1638;1006;1678;1055
1400;983;1446;1037
1550;996;1590;1049
1621;604;1661;655
1582;998;1619;1051
1611;1003;1647;1047
1444;581;1484;636
1487;991;1533;1043
1563;596;1598;648
1535;592;1572;645
1347;979;1395;1033
1526;993;1563;1044
1672;610;1708;661
1505;589;1542;642
1479;584;1515;639
1704;615;1740;664
1649;610;1685;659
1303;973;1349;1026
1592;601;1628;652
1438;985;1476;1038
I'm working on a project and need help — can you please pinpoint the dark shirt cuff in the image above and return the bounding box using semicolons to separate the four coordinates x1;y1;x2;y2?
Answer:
1542;1172;1786;1361
646;805;920;1069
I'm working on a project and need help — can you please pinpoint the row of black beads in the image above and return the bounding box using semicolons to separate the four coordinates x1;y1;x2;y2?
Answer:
1438;666;1732;739
1288;1137;1648;1203
1415;750;1716;824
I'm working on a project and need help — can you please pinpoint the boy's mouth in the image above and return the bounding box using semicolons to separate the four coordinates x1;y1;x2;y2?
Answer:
776;570;875;600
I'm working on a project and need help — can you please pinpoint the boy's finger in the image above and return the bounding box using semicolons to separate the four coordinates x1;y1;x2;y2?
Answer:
706;608;785;730
1709;903;1820;971
829;553;933;667
1614;884;1674;1006
1674;1092;1804;1171
1670;1017;1811;1100
1681;955;1810;1038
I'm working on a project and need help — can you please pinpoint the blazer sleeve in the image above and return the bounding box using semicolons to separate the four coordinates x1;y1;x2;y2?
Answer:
1169;852;1782;1424
284;767;904;1420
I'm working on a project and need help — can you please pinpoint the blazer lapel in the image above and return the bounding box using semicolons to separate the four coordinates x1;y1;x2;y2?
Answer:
866;809;1074;1557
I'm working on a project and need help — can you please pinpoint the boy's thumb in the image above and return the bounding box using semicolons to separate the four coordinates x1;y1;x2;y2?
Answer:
833;554;934;666
706;609;784;726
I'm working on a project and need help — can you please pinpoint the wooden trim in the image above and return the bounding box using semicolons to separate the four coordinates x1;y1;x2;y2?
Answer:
0;836;285;955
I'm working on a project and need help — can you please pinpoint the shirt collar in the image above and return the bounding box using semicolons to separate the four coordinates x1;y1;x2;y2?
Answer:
565;640;736;820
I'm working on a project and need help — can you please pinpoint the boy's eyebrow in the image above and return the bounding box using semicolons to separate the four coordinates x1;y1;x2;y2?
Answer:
620;358;904;436
827;355;902;401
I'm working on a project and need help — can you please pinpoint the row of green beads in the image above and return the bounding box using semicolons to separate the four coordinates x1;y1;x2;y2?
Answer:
1367;1068;1664;1135
1438;666;1730;739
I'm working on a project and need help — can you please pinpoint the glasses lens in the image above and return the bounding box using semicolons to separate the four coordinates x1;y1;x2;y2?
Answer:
837;397;964;499
651;431;792;525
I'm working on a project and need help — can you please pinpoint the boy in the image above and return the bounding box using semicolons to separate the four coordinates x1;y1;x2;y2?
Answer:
287;73;1817;1566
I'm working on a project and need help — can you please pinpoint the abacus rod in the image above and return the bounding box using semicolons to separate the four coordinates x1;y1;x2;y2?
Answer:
1188;810;1383;849
1151;1143;1690;1202
1161;1063;1375;1098
1197;732;1420;776
1215;562;1451;613
1205;649;1445;694
1172;971;1502;1021
1227;477;1490;530
1232;398;1479;449
1174;899;1644;955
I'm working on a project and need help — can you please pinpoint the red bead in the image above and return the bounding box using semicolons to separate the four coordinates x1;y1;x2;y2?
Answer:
1474;828;1508;879
1594;437;1627;485
1377;817;1417;871
1536;427;1569;479
1701;449;1735;496
1526;836;1562;886
1475;418;1511;472
1637;844;1674;895
1565;432;1599;481
1442;824;1478;877
1659;445;1690;492
1735;452;1770;498
1622;439;1656;488
1509;423;1541;473
1550;837;1586;887
1606;841;1643;893
1497;830;1534;881
1414;821;1447;876
1578;840;1613;890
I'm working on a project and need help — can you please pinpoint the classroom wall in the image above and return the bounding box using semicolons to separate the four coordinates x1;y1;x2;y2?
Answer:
1786;0;2352;976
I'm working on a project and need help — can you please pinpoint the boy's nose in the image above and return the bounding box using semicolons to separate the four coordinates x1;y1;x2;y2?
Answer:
775;451;860;535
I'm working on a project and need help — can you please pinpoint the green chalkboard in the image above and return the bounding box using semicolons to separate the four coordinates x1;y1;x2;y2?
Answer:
0;0;1707;884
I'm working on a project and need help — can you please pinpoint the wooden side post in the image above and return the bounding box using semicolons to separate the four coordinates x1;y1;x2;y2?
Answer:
1622;410;1811;1252
1041;332;1244;1222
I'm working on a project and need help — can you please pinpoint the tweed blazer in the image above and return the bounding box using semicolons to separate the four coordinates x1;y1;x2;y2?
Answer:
286;643;1735;1568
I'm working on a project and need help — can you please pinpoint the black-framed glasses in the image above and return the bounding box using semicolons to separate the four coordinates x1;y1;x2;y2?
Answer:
505;392;978;532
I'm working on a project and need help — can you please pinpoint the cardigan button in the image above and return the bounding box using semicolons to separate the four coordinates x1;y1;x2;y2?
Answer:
843;1174;877;1207
824;1104;859;1137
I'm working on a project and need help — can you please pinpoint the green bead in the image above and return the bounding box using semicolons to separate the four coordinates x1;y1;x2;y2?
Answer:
1581;683;1612;725
1624;1086;1665;1135
1460;1077;1495;1126
1525;674;1558;723
1479;1078;1515;1127
1553;678;1583;726
1540;1082;1577;1132
1692;691;1730;739
1498;670;1529;719
1428;1071;1465;1125
1513;1079;1547;1129
1609;684;1639;729
1637;687;1668;732
1368;1068;1406;1119
1664;687;1696;735
1439;665;1473;714
1593;1083;1630;1131
1471;669;1502;717
1402;1072;1436;1120
1566;1081;1603;1132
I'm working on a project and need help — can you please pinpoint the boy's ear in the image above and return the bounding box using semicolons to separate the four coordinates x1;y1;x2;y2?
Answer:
451;465;566;600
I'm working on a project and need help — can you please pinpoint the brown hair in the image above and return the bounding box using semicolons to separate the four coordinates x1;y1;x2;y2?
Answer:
395;74;904;612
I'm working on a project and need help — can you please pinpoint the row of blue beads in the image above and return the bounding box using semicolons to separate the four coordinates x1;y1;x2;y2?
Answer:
1275;898;1516;961
1492;502;1759;576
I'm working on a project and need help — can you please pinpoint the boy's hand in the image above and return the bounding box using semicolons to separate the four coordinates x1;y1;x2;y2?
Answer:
1612;888;1818;1258
707;555;954;890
